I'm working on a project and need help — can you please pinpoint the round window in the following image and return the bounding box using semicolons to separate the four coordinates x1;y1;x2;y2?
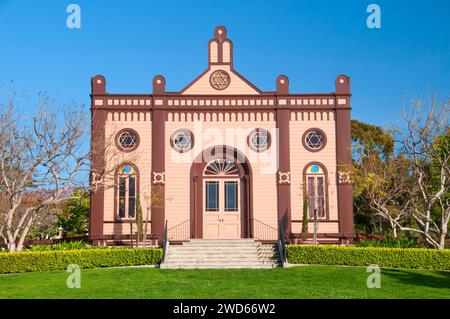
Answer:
116;129;139;152
170;129;194;152
248;128;271;152
303;129;326;152
209;70;231;90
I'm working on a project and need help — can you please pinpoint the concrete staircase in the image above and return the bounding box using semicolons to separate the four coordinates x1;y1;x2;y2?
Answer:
160;239;280;269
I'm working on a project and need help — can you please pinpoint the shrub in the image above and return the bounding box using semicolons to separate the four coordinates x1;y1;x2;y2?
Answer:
0;248;163;274
286;245;450;270
355;239;421;248
28;240;93;251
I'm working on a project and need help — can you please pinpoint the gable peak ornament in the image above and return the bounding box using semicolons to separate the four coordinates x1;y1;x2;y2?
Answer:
210;70;230;90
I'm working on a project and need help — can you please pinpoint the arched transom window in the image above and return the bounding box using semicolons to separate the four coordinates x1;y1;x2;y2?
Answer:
203;159;239;176
117;165;138;219
305;164;327;219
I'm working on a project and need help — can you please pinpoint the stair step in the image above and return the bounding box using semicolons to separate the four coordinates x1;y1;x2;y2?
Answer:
162;261;279;266
160;264;277;269
167;254;277;259
161;239;280;269
168;249;262;254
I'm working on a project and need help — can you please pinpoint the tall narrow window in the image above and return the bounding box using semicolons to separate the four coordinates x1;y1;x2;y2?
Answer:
205;181;219;212
305;164;327;218
224;181;238;212
117;165;138;219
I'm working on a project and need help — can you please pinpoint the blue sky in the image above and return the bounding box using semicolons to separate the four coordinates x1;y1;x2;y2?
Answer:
0;0;448;127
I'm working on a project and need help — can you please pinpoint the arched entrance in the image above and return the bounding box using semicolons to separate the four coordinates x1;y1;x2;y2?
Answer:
190;146;253;239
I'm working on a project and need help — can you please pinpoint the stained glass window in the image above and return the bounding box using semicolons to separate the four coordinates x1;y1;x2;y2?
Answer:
249;129;270;152
117;165;137;219
204;159;239;176
304;130;325;151
171;129;193;152
306;164;326;218
118;131;138;150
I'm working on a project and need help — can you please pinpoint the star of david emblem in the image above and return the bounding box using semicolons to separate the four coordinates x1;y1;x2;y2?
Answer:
174;131;192;151
118;131;137;149
306;131;324;150
251;131;268;150
210;70;230;90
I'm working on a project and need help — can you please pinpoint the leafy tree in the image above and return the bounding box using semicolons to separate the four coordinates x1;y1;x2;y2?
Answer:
351;120;394;161
302;197;308;239
351;120;396;235
57;190;89;237
135;196;144;243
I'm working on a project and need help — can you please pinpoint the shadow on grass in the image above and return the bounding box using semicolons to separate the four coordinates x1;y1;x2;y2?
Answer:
382;268;450;290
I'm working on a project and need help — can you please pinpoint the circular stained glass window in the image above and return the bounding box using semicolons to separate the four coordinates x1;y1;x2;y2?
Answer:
303;129;326;152
248;128;271;152
117;129;139;151
171;129;194;152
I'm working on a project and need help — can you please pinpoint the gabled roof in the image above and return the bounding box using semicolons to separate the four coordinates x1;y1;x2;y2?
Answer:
179;26;262;95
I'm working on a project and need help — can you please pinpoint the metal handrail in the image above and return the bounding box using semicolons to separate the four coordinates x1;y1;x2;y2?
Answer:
162;220;168;263
167;219;190;242
251;219;278;241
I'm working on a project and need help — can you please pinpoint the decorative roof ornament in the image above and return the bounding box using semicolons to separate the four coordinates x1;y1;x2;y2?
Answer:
210;70;231;90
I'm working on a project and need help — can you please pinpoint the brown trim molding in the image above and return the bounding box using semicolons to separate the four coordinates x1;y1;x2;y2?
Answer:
190;146;253;239
290;232;356;239
334;74;354;233
151;105;166;241
292;220;339;223
302;128;327;152
114;128;140;153
276;106;292;237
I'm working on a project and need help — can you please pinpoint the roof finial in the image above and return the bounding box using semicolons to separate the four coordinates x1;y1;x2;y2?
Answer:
214;26;227;42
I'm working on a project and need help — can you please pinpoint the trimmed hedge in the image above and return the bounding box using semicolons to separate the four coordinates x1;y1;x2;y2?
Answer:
0;248;163;274
286;245;450;270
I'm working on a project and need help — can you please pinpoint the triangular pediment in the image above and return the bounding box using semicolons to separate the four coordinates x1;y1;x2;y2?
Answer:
180;65;261;95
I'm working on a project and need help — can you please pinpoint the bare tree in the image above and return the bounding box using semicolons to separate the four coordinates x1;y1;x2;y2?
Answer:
0;95;89;251
0;90;145;251
393;95;449;249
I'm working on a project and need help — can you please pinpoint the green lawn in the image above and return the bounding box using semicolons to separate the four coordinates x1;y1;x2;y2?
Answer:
0;266;449;299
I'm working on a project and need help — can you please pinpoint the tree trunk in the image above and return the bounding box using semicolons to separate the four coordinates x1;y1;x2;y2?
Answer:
391;221;398;239
5;205;20;252
136;220;140;248
143;207;150;247
16;212;35;252
129;220;133;248
7;242;16;252
439;225;447;250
